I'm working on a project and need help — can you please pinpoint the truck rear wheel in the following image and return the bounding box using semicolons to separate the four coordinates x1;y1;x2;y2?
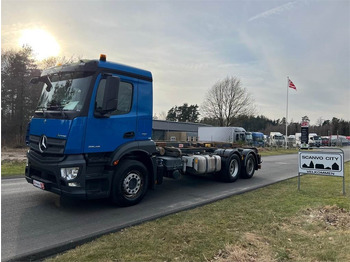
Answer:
221;154;241;182
111;160;148;207
241;154;256;179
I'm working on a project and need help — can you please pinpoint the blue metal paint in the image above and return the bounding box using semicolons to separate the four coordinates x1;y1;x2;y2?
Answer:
30;118;71;138
65;117;87;154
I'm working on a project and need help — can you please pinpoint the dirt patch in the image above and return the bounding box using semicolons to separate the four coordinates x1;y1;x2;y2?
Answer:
1;147;27;161
211;233;274;262
305;205;350;229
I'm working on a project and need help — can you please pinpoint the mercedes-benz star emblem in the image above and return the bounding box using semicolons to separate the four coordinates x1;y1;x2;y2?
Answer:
39;135;48;153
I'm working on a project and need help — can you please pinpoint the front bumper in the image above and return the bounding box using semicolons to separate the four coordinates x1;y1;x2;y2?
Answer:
25;150;112;199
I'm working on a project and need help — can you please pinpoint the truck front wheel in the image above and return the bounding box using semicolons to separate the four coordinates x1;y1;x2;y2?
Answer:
111;160;149;207
221;154;241;182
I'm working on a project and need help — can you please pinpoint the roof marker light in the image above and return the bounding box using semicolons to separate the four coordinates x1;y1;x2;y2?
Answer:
100;54;106;62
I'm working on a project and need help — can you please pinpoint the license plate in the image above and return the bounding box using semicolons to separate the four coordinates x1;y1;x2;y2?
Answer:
33;179;45;190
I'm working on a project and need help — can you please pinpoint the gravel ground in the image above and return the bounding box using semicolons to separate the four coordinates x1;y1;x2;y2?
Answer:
1;148;27;161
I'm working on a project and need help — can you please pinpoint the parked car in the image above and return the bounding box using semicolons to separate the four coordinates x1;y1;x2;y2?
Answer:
330;135;350;146
321;136;330;146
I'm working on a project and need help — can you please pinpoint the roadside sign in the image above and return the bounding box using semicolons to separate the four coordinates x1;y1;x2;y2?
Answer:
298;148;345;195
301;126;309;144
298;151;344;177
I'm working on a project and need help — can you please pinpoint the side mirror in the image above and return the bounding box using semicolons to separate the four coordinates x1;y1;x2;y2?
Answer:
30;76;52;92
100;76;120;114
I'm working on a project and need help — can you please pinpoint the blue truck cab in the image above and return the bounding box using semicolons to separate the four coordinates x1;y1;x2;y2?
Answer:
25;55;157;206
252;132;265;147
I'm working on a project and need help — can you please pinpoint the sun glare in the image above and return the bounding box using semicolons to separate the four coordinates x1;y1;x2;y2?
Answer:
18;28;60;60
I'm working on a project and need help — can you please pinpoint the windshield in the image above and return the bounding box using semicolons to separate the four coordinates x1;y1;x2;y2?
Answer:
239;134;245;141
36;72;93;112
253;136;263;142
246;134;253;140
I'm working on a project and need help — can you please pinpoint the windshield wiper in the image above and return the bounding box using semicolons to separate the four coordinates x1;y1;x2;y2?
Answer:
59;108;68;118
36;106;47;117
46;105;69;118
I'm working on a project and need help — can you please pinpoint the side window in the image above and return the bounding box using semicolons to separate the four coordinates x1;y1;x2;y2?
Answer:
95;78;133;115
113;82;133;115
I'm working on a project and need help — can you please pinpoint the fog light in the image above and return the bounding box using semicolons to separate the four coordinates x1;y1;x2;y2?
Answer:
61;167;79;181
68;182;81;187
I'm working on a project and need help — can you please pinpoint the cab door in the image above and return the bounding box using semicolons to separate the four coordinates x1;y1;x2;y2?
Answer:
84;74;138;153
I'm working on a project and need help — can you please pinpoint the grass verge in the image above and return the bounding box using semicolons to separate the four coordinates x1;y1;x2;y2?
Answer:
47;162;350;262
1;160;26;177
259;147;298;156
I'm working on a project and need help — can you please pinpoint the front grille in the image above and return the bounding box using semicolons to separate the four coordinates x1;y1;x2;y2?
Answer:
29;135;66;156
29;149;66;163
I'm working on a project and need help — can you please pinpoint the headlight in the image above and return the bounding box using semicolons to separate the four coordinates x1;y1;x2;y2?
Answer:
60;167;79;181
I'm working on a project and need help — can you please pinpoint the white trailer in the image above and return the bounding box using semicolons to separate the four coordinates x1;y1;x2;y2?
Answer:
198;127;246;143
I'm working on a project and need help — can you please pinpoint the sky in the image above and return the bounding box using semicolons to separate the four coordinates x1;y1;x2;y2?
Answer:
2;0;350;125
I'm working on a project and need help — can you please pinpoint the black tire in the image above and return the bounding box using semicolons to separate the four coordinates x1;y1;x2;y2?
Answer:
111;160;148;207
241;154;256;179
221;154;241;182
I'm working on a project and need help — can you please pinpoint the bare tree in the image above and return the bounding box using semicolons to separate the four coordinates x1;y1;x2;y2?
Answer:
158;111;167;120
201;76;255;126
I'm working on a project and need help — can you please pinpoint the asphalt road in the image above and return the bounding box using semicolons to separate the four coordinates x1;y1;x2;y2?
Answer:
2;147;349;261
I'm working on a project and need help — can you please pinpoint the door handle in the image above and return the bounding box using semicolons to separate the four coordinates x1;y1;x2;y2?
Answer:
123;131;135;139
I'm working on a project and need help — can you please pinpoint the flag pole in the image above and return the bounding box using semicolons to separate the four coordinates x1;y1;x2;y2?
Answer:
285;76;289;149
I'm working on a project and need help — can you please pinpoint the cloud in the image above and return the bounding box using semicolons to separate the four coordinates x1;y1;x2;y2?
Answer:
248;0;303;22
2;0;349;124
